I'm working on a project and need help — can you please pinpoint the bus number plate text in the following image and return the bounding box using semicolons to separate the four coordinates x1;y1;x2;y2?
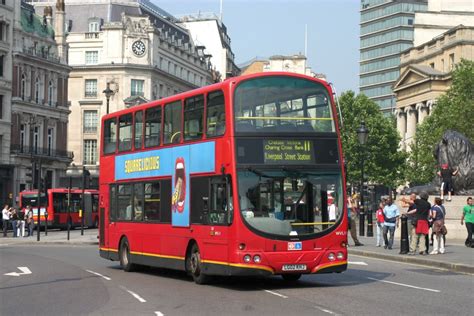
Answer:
282;264;307;271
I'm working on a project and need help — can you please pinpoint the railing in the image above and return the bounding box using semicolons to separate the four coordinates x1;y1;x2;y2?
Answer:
85;32;100;39
85;91;98;98
22;46;60;63
10;144;74;159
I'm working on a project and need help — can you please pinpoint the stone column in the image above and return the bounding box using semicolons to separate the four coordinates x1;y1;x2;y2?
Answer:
405;105;417;151
395;109;407;150
416;102;429;124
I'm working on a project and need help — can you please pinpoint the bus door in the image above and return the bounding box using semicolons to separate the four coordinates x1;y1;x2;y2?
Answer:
84;193;93;227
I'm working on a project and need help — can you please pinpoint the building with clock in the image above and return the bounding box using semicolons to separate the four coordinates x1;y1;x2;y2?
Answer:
29;0;214;185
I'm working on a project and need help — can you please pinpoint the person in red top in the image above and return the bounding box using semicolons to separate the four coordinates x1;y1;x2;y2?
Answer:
375;201;385;247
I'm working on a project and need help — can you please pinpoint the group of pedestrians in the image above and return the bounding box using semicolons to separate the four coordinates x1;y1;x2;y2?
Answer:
2;204;34;238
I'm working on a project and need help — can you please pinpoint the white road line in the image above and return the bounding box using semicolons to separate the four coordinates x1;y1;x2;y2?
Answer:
263;289;288;298
314;306;340;315
367;277;440;293
348;261;368;265
120;286;147;303
85;269;111;281
155;312;164;316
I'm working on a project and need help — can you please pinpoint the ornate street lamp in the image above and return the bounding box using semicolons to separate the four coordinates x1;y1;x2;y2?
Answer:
357;121;370;236
102;83;114;115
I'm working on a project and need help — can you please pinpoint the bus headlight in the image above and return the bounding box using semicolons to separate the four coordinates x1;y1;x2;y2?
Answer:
253;255;261;263
243;254;252;263
328;252;336;261
336;252;344;260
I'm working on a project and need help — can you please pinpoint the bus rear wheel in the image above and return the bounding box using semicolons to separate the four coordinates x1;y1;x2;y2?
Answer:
187;244;210;284
281;274;302;282
119;238;136;272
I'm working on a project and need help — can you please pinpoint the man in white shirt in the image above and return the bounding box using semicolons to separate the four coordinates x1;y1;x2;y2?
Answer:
329;202;337;222
2;204;11;237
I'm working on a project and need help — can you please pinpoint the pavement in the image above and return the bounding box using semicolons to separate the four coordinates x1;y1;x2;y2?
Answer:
348;235;474;274
1;228;473;274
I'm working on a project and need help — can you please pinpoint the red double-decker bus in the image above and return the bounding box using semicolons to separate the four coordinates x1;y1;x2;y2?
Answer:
20;188;99;228
99;72;348;283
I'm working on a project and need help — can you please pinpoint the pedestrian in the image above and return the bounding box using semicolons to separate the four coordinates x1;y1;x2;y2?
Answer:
17;207;26;237
437;164;458;202
405;191;431;255
10;208;18;238
375;201;385;247
2;204;11;237
401;193;417;253
430;197;446;254
460;197;473;248
347;195;363;246
382;197;400;250
25;205;34;237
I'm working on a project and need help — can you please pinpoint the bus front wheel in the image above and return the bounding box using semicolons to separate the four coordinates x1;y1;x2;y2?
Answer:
187;244;210;284
119;238;136;272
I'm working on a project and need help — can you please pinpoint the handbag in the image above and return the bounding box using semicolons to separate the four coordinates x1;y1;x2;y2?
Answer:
441;225;448;235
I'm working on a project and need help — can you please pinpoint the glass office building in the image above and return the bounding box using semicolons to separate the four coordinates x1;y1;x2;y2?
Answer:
360;0;427;112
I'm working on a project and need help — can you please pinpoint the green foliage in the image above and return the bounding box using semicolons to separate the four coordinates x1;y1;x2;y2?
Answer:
406;59;474;184
338;91;406;188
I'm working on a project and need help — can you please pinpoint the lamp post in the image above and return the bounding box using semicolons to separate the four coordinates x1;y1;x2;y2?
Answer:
102;83;114;115
357;121;369;237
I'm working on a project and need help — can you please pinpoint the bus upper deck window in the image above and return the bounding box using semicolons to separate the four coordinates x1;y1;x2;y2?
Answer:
184;95;204;141
163;100;182;145
206;91;225;137
134;111;143;150
145;107;161;148
119;114;133;152
103;118;117;154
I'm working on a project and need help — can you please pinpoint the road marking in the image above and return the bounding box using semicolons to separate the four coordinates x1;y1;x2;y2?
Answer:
263;289;288;298
4;267;32;276
367;277;440;293
86;269;111;281
314;305;340;315
120;286;147;303
155;312;164;316
348;261;368;265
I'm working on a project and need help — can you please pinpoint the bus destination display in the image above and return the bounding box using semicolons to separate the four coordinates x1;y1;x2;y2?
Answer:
263;140;315;164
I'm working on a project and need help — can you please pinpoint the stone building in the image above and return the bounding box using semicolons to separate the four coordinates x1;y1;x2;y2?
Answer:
29;0;214;185
0;0;14;204
393;25;474;151
177;12;240;81
9;0;72;201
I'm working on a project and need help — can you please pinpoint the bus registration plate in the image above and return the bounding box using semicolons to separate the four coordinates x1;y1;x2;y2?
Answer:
282;264;307;271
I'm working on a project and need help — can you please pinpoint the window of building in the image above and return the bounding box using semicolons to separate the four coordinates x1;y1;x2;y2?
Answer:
88;21;99;33
131;79;144;97
103;118;117;154
20;124;25;150
48;80;54;106
0;55;3;77
145;106;161;148
0;95;2;119
118;114;132;152
85;51;98;65
206;90;225;137
449;53;455;70
408;18;413;25
163;100;182;144
429;62;435;69
83;110;98;133
85;79;97;98
184;95;204;141
33;126;39;152
35;77;40;103
21;73;26;99
0;22;4;41
83;139;97;165
134;110;143;150
47;128;53;155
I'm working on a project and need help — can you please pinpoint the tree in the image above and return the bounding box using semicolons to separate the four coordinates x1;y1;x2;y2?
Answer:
338;91;406;188
406;59;474;185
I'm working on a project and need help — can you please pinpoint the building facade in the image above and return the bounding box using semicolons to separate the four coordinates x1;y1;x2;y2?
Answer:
177;12;240;81
393;25;474;150
0;0;14;204
240;54;325;79
359;0;428;112
10;0;72;202
30;0;214;184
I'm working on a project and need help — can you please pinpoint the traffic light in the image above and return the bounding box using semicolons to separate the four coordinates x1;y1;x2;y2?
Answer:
25;162;37;186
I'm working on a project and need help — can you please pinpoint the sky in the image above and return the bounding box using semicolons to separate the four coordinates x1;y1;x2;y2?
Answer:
155;0;360;94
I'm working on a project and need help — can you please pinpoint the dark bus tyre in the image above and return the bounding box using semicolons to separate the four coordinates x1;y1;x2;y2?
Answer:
187;244;210;284
120;238;136;272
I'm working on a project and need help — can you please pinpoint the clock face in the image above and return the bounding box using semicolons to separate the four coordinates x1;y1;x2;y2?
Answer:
132;40;146;57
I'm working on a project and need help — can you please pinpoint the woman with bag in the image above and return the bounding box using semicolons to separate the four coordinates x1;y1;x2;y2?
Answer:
375;201;385;247
430;197;446;254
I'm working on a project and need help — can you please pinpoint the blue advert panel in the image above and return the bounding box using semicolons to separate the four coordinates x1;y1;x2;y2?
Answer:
115;142;215;227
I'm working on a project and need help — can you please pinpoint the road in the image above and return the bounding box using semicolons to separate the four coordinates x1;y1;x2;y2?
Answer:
1;244;472;316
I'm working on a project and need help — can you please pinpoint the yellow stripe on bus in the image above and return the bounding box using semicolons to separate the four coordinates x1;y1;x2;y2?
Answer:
131;251;185;261
312;261;347;273
236;116;333;121
202;259;275;274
